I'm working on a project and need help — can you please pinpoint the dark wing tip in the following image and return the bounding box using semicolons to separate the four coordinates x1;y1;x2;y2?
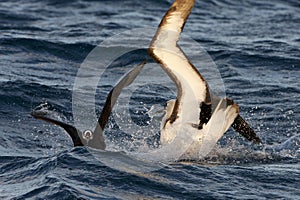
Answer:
232;114;262;144
30;110;84;147
31;110;46;118
159;0;195;27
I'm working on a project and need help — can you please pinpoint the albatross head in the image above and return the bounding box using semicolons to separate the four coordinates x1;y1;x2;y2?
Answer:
82;129;94;141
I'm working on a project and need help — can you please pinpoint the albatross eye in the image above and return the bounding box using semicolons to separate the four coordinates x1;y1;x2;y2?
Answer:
83;130;93;140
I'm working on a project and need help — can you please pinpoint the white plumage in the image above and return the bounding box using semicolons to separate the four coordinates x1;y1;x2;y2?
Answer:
149;0;241;159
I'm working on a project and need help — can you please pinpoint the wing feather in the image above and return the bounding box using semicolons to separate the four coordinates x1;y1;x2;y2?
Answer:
31;111;84;147
94;61;147;143
149;0;210;125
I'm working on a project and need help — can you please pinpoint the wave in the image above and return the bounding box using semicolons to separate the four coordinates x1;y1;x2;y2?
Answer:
0;38;95;63
0;80;72;114
1;133;299;199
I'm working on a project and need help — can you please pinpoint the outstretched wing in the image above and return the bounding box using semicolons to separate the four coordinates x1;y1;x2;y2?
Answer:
94;61;147;137
31;110;84;146
150;0;261;145
31;61;146;150
149;0;211;127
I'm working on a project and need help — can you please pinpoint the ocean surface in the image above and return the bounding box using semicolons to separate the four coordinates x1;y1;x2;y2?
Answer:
1;0;299;199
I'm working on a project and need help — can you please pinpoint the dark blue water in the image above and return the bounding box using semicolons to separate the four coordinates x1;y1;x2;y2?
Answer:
1;0;299;199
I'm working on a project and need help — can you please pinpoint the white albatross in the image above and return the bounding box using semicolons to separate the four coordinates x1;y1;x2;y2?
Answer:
31;0;261;161
148;0;261;159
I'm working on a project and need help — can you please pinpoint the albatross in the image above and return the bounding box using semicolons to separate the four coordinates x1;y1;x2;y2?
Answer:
31;0;261;160
148;0;261;158
31;61;147;150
